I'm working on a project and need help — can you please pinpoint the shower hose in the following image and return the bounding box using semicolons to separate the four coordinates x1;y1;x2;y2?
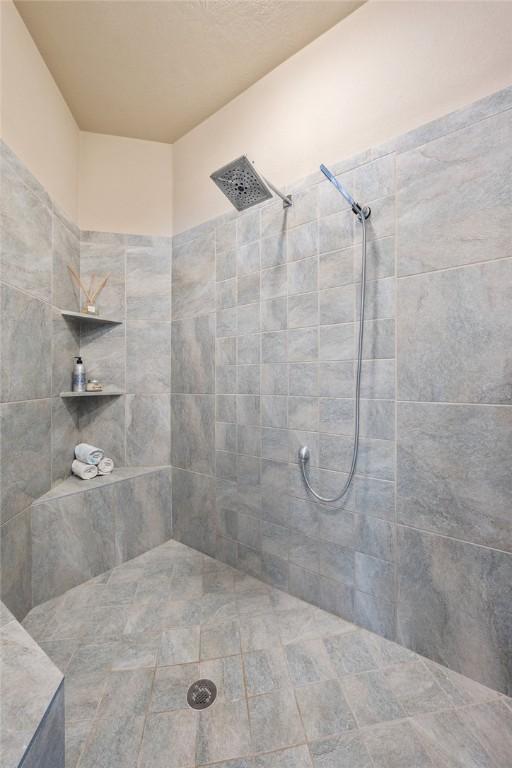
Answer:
299;208;369;503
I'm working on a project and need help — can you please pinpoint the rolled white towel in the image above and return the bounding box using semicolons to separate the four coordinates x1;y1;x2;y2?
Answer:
75;443;104;465
98;457;114;475
72;459;98;480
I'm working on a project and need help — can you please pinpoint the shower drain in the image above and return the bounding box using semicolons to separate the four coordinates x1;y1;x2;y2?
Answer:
187;679;217;710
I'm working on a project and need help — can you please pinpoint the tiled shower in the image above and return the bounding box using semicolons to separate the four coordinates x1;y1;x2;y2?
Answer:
1;83;511;766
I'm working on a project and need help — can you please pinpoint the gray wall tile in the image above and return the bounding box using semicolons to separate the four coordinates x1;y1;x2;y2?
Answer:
172;468;216;556
171;394;215;474
0;399;51;524
397;526;511;694
397;402;512;552
0;507;32;619
126;394;171;466
397;109;512;276
171;315;215;394
1;284;51;402
398;259;512;404
173;233;215;319
127;321;171;394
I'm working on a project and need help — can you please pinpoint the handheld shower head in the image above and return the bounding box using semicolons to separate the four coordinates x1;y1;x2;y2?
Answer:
210;155;292;212
320;164;370;219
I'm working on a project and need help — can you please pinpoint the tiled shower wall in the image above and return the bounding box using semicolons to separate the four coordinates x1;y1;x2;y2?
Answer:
171;85;512;695
0;141;81;618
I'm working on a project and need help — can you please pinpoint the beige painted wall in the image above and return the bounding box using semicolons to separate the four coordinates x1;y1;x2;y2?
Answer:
0;0;79;222
172;0;512;234
78;132;173;237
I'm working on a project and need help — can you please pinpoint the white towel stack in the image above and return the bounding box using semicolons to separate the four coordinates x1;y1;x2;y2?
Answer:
72;444;114;480
72;459;98;480
98;457;114;475
75;443;104;465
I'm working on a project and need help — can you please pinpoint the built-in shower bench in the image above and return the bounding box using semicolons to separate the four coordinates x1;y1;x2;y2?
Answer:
30;465;172;606
0;602;64;768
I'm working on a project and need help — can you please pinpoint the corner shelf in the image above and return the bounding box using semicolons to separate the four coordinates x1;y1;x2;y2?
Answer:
61;309;122;325
60;390;125;398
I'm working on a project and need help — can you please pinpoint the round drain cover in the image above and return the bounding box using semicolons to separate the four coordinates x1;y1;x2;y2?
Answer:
187;679;217;710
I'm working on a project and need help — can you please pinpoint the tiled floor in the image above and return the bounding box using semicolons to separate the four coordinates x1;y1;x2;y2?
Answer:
23;539;512;768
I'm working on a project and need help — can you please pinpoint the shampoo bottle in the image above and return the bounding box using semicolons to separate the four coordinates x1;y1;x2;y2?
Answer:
72;356;86;392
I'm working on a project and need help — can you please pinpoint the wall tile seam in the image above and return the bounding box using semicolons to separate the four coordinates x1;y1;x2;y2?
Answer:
391;151;400;640
0;278;66;313
396;399;512;408
396;253;512;281
0;502;32;529
395;521;512;559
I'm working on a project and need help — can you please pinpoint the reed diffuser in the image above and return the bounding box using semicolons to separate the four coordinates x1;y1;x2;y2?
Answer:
67;266;110;315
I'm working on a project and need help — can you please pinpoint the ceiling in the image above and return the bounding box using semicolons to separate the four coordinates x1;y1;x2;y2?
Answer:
15;0;364;144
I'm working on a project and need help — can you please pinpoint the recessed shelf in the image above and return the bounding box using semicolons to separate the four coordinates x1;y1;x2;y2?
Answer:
60;390;125;398
61;309;122;325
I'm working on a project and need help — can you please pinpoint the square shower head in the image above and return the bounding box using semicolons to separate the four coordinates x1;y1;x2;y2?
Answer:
210;155;273;211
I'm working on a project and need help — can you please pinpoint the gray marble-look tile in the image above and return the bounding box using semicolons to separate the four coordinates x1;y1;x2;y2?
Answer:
248;688;304;751
288;257;318;295
397;108;512;276
238;273;260;305
354;552;395;603
0;160;52;301
319;248;354;290
31;488;116;604
255;745;312;768
115;469;172;563
397;525;511;695
238;241;260;275
151;661;199;711
295;678;357;739
138;709;198;768
217;249;237;282
52;309;80;396
201;619;240;659
397;402;512;552
237;333;260;365
362;720;433;768
0;398;51;524
173;232;215;319
0;507;32;619
309;733;371;768
261;265;287;300
216;450;236;482
261;232;287;268
238;209;260;245
288;328;318;362
172;314;215;394
216;219;237;254
79;243;125;320
172;468;216;556
319;323;354;361
126;394;171;465
382;660;452;716
79;322;126;390
261;296;287;331
1;284;51;401
398;259;512;404
218;336;237;366
318;211;352;255
411;707;499;768
126;320;171;393
171;394;215;474
287;221;317;262
52;212;80;310
237;302;260;335
341;669;405;726
244;646;290;695
78;394;126;466
197;699;251;765
285;637;336;687
353;590;396;640
287;292;318;329
319;285;354;326
125;245;171;320
51;397;79;485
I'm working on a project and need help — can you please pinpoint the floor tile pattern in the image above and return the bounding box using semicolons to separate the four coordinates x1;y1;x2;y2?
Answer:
23;539;512;768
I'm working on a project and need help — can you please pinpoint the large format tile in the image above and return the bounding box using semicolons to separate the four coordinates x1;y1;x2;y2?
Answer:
171;395;215;474
31;488;117;604
115;469;172;562
125;394;171;466
79;243;125;320
52;212;80;311
398;259;512;404
0;283;51;401
138;710;198;768
79;395;126;466
0;159;52;301
173;232;215;319
397;402;512;551
397;108;512;276
248;689;304;752
397;525;512;695
126;244;171;320
0;399;51;524
126;320;171;394
295;679;357;739
172;468;216;556
0;507;32;619
172;315;215;394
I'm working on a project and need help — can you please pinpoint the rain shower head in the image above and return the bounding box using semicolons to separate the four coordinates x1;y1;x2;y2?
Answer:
210;155;292;212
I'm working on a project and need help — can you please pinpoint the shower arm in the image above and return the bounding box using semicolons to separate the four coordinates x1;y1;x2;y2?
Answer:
259;173;292;208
